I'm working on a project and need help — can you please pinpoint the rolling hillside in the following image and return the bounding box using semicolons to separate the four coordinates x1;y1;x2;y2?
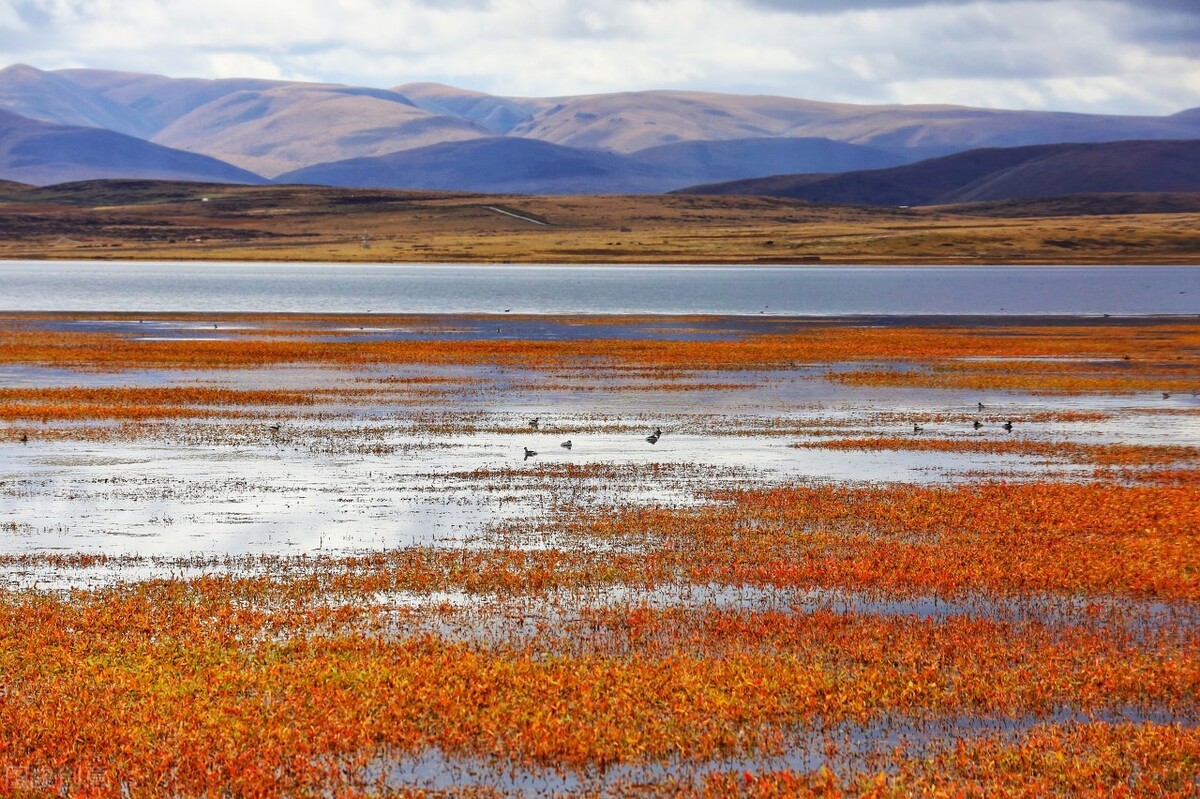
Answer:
0;110;265;186
57;68;290;133
504;90;1200;155
678;140;1200;206
152;84;489;177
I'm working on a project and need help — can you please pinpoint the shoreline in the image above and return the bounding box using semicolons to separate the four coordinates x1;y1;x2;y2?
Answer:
3;310;1198;328
6;255;1200;266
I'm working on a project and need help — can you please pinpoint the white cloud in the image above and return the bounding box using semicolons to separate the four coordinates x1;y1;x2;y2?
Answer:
3;0;1197;114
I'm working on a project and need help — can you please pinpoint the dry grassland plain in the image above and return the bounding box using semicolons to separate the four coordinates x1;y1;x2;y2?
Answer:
1;182;1199;264
0;311;1198;796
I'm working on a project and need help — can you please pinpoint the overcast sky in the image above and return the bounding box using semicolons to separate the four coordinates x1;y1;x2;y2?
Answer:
2;0;1197;114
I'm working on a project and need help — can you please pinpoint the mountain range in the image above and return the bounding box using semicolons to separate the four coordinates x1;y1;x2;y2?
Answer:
2;63;1199;199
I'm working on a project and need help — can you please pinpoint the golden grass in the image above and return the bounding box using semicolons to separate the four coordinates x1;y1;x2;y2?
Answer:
3;184;1199;264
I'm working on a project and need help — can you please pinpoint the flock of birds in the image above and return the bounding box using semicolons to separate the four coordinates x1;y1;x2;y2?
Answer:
523;417;662;460
521;402;1014;461
8;393;1189;449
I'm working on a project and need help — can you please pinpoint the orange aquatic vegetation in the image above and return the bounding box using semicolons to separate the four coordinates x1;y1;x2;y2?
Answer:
828;367;1200;395
555;481;1200;600
795;436;1200;468
0;584;1196;796
0;385;319;421
1;313;1198;794
2;319;1198;371
698;722;1200;797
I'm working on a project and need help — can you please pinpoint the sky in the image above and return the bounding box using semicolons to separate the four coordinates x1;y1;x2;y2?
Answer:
1;0;1198;115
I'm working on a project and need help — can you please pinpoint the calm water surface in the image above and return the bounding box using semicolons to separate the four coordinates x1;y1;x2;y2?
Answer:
0;261;1197;315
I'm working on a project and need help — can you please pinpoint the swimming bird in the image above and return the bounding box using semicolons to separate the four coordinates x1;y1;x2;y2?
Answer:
524;447;537;460
913;423;924;433
1003;420;1014;432
646;433;660;444
973;419;982;430
977;402;985;411
269;423;281;433
561;440;572;450
19;433;28;444
528;417;539;430
1163;392;1171;399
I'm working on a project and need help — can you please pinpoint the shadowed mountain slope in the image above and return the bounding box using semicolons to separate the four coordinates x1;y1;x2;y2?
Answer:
628;137;911;182
280;134;915;194
0;64;152;137
277;137;672;194
677;139;1200;206
0;110;265;186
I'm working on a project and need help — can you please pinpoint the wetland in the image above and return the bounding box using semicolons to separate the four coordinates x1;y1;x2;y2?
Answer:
0;272;1198;795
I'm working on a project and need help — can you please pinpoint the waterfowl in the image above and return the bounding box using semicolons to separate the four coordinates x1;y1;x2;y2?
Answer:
646;432;660;444
973;420;982;430
269;423;281;433
528;417;539;430
524;447;537;459
1163;392;1171;399
561;440;572;449
913;423;924;433
1003;420;1014;432
977;402;985;411
19;433;28;444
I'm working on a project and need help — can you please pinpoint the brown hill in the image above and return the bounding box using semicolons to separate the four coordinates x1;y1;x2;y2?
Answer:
678;140;1200;206
152;84;489;177
0;178;31;197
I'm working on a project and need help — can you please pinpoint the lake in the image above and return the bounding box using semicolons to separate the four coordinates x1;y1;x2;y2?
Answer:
0;261;1197;315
